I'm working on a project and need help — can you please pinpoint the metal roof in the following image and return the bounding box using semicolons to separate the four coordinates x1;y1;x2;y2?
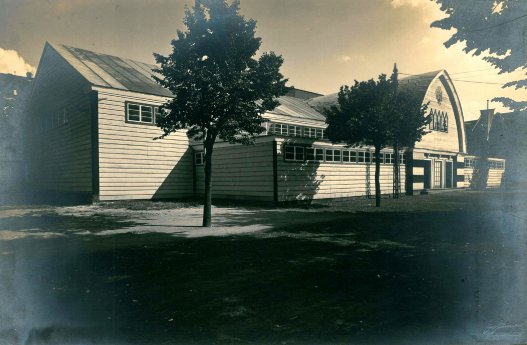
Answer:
270;96;326;121
49;43;327;121
49;43;173;97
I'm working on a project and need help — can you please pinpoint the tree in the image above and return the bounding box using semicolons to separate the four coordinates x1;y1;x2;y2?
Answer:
325;75;394;207
432;0;527;111
153;0;288;227
388;66;430;197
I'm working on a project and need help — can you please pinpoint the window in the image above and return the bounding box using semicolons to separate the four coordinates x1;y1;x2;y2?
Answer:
325;149;341;162
284;145;305;161
384;153;393;164
429;109;449;132
342;150;357;163
316;128;324;139
126;103;155;124
195;152;204;165
304;127;317;138
288;125;302;137
399;153;406;164
465;158;476;168
489;160;505;170
306;147;324;161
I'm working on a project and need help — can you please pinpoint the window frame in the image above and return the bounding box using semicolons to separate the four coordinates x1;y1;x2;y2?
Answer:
194;152;204;166
125;101;158;125
284;144;306;162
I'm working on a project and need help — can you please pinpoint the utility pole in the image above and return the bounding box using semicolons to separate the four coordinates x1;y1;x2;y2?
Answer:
392;63;401;198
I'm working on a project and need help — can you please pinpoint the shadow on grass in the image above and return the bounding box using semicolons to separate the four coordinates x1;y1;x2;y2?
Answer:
1;191;526;345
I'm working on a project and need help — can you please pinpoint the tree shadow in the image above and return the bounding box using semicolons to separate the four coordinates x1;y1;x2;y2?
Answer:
153;147;195;200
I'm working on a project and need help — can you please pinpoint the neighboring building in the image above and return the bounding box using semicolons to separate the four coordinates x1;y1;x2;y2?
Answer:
466;110;525;189
24;42;505;203
0;72;32;195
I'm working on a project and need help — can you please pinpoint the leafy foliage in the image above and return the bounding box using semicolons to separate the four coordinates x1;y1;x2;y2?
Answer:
432;0;527;111
324;73;430;204
389;88;430;149
325;75;393;149
153;0;288;144
153;0;288;226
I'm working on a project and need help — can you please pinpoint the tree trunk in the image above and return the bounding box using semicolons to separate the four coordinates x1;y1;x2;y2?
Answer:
202;137;215;227
392;143;400;199
374;146;381;207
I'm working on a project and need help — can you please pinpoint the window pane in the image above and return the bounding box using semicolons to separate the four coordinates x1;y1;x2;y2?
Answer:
306;148;315;161
343;150;350;162
295;146;305;161
358;151;365;163
325;149;333;162
128;104;140;121
334;149;341;162
365;152;371;162
350;150;357;162
315;148;324;161
141;105;153;123
285;145;295;160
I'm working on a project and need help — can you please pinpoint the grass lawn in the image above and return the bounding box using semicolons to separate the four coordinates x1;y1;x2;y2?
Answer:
0;191;526;345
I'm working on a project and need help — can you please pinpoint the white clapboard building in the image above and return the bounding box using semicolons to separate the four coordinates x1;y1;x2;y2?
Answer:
24;43;505;202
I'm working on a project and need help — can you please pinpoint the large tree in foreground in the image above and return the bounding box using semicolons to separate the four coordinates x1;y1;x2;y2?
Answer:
325;75;393;207
154;0;288;227
432;0;527;111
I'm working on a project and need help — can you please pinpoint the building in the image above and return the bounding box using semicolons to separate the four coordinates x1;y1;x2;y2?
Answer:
23;42;505;203
0;72;32;196
466;110;525;189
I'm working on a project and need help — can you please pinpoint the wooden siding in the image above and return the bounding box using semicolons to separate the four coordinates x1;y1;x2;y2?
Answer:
96;88;193;200
194;140;275;201
276;138;406;201
464;166;505;188
25;45;93;194
415;76;464;153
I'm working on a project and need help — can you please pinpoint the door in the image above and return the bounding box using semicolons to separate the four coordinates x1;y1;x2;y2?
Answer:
445;161;453;188
434;160;443;189
424;160;431;189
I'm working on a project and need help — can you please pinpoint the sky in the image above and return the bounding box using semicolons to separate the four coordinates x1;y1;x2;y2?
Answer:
0;0;524;120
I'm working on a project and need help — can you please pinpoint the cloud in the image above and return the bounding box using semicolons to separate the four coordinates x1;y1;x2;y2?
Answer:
390;0;429;8
335;54;367;64
0;48;36;77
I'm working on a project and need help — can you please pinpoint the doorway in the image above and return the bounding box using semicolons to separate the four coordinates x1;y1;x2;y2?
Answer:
434;160;443;189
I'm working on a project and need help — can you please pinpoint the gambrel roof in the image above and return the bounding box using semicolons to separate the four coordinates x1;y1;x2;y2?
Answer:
307;70;443;113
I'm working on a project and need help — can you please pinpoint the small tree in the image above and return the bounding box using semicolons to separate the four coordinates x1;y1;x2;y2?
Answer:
154;0;288;227
325;75;393;207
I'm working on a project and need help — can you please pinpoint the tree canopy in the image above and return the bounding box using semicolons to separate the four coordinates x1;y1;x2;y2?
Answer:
153;0;288;144
432;0;527;111
325;73;429;205
153;0;288;226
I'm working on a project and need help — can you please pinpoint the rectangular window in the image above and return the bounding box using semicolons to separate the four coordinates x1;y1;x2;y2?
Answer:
306;147;324;161
287;125;301;137
385;153;393;164
399;153;405;164
316;128;324;139
342;150;350;163
324;149;341;162
284;145;305;162
195;152;204;165
126;103;155;124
